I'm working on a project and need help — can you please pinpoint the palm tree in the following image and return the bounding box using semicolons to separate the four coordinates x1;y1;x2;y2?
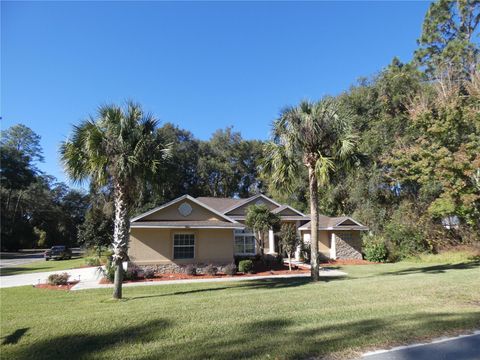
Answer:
245;204;280;256
60;102;170;299
263;98;356;281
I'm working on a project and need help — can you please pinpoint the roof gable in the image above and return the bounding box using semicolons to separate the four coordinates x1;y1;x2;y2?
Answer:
224;194;281;215
298;216;368;231
131;195;237;223
272;205;305;216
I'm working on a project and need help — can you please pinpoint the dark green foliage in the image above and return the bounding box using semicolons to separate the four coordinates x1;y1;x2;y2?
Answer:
185;264;197;276
245;205;280;255
47;273;70;286
223;263;237;276
77;200;113;251
104;261;116;283
363;235;388;263
143;267;156;279
238;260;254;273
125;266;139;281
1;125;89;250
415;0;479;79
84;257;101;266
279;223;300;269
205;264;218;276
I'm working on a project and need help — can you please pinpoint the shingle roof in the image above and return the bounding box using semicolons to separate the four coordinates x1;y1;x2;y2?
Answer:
196;197;245;213
131;220;244;229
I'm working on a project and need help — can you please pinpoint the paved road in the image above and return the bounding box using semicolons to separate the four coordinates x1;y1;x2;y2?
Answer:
361;332;480;360
0;252;44;268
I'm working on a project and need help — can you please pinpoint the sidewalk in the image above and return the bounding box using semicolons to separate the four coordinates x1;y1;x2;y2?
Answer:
0;264;346;290
0;266;101;288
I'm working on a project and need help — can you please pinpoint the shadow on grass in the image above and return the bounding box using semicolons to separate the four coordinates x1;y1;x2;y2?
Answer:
127;278;314;301
1;328;29;345
3;319;171;359
381;261;480;277
8;312;480;360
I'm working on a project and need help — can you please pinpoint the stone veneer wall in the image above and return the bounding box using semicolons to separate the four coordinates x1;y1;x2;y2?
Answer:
335;234;362;259
135;263;232;274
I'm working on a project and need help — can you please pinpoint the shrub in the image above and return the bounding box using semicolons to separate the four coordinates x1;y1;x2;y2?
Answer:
104;260;117;282
234;255;259;266
363;235;388;263
48;272;70;285
205;264;218;276
300;242;311;263
223;263;237;276
84;256;101;266
125;266;139;281
143;267;156;279
185;264;197;276
238;259;253;273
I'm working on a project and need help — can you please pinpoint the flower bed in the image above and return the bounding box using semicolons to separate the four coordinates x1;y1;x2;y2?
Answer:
35;281;79;291
99;265;309;284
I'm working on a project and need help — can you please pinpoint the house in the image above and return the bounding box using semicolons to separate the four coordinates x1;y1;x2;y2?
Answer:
128;194;368;272
298;216;368;261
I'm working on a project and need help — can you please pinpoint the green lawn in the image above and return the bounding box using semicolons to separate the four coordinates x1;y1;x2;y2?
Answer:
0;257;87;276
1;258;479;360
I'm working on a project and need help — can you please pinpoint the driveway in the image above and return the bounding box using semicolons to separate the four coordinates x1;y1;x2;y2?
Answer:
361;331;480;360
0;266;102;288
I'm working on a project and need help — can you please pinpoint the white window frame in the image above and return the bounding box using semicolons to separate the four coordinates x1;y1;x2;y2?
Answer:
173;233;195;260
234;229;256;255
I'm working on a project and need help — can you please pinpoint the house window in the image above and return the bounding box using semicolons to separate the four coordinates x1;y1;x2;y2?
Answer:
173;234;195;259
234;229;256;255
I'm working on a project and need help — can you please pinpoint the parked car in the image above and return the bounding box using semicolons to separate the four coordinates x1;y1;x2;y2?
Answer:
44;246;72;261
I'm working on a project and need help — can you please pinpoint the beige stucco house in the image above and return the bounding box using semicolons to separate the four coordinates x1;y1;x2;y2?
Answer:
128;194;368;272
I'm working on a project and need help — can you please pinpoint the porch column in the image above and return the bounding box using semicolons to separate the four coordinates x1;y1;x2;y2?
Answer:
330;232;336;259
295;244;302;261
268;229;275;254
295;221;302;261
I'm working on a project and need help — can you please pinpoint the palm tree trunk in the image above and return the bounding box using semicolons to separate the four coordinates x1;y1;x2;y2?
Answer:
308;166;320;281
112;182;129;299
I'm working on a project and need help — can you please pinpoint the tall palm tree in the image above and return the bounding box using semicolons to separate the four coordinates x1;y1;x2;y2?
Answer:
263;98;356;281
60;102;170;299
245;204;280;256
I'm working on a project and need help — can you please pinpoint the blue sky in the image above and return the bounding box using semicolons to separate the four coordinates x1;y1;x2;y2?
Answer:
2;1;431;185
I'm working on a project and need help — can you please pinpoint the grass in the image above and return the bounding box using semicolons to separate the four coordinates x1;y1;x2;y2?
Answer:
403;247;480;264
1;254;479;360
0;257;87;276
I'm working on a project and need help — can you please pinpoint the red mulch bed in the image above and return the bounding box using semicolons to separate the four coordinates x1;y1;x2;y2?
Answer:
100;266;310;284
320;259;375;265
35;281;79;291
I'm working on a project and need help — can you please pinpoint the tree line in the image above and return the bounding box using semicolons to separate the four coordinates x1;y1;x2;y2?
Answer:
0;123;265;251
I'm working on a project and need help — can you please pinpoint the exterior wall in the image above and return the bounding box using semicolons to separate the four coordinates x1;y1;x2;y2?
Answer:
142;199;224;222
333;231;362;259
301;230;330;259
301;229;363;260
128;228;234;270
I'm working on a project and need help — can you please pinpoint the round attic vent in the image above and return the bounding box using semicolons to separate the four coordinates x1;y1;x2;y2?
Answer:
178;202;192;217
